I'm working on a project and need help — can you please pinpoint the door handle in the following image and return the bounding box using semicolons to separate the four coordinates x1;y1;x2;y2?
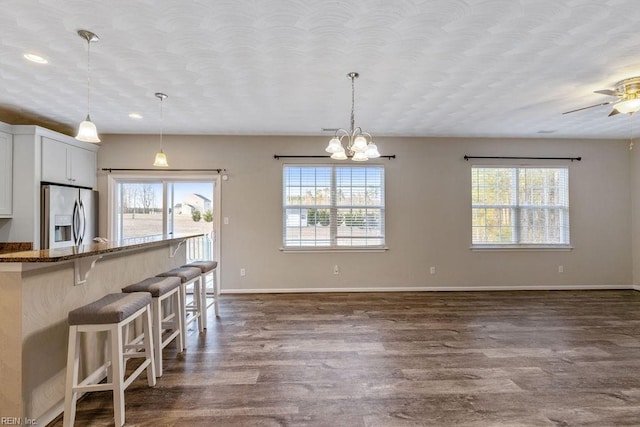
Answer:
72;200;79;245
78;200;86;245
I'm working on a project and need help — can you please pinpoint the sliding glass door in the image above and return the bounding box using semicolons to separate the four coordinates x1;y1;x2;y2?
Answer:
167;181;216;261
110;176;218;261
115;180;164;239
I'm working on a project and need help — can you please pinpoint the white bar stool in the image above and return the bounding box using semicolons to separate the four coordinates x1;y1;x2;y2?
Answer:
182;260;219;323
64;292;156;427
122;276;183;377
157;266;204;348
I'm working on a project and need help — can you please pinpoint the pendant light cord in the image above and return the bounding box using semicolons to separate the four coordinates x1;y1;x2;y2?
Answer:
160;96;164;151
86;39;91;116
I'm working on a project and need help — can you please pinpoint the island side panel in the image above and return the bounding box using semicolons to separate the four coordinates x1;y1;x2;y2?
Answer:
21;244;185;422
0;268;24;416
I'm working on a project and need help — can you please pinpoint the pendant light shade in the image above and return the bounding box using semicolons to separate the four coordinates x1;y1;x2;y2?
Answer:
153;150;169;167
75;30;100;143
76;114;100;143
153;92;169;167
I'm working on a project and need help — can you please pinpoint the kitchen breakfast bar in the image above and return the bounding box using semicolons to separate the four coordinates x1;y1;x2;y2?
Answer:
0;233;203;425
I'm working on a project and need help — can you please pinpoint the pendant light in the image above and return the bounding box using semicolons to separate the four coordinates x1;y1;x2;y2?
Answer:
153;93;169;167
325;72;380;161
75;30;100;143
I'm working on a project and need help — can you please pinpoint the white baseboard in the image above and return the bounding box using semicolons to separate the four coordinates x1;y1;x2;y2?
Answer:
37;401;63;426
37;370;108;426
222;284;634;294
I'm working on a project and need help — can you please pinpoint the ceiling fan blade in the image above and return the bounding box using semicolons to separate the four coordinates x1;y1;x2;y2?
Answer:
562;101;613;114
608;108;620;117
594;89;619;96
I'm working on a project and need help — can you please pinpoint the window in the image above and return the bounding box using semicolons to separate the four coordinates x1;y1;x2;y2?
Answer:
471;166;569;247
283;165;385;249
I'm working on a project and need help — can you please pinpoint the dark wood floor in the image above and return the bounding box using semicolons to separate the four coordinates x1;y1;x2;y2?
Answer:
50;290;640;426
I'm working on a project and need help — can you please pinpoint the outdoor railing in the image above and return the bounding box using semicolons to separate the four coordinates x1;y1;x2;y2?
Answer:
186;233;213;262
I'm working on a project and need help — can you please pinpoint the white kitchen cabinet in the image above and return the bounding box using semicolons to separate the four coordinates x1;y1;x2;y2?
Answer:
0;131;13;217
5;125;98;248
41;137;97;188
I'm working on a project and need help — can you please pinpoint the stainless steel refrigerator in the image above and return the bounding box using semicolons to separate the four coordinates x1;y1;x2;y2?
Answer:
41;184;98;249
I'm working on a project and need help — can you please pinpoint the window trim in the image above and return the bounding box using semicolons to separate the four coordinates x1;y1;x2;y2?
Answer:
282;164;386;250
470;165;570;250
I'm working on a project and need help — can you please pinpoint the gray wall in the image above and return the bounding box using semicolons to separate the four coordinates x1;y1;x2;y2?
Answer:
98;134;633;291
631;142;640;288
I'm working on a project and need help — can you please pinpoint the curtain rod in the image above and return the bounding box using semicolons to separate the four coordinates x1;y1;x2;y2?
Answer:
464;155;581;162
102;168;226;173
273;155;396;160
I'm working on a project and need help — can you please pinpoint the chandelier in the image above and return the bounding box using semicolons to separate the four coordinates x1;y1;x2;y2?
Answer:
75;30;100;143
325;72;380;161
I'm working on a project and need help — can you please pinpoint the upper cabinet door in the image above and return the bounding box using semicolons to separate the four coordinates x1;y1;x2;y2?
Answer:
0;131;13;217
69;145;97;189
41;137;97;188
41;138;70;184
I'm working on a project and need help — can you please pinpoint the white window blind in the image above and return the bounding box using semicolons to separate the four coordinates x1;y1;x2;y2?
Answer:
283;165;385;248
471;166;570;247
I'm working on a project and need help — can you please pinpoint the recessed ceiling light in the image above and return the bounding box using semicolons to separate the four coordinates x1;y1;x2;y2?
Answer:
23;53;48;64
129;113;143;119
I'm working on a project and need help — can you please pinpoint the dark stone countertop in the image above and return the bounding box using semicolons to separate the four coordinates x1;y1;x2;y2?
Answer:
0;233;203;263
0;242;33;254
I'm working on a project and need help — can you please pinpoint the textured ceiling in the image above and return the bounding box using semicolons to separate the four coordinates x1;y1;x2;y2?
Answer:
2;0;640;139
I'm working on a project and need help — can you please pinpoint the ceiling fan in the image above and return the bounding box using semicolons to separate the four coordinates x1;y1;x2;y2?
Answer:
563;76;640;116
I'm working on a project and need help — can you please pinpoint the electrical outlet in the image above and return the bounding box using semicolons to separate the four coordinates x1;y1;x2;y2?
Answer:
430;266;436;275
240;268;246;276
333;265;340;275
224;217;229;225
558;265;564;273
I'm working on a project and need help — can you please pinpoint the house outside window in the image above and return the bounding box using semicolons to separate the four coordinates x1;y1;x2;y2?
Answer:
283;165;385;249
471;166;570;248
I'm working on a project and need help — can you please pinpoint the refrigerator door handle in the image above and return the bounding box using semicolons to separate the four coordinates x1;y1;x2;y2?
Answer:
78;200;87;245
72;200;80;245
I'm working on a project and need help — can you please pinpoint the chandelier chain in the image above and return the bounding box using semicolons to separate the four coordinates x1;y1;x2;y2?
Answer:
350;75;355;133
